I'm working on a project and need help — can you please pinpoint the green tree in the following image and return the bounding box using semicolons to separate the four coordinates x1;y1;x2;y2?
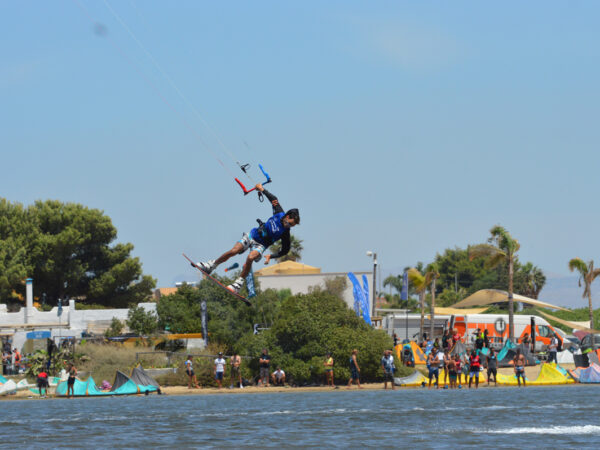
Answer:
469;225;520;341
233;292;401;384
127;305;159;336
104;317;125;337
268;234;303;262
568;258;600;330
0;199;35;303
0;199;156;307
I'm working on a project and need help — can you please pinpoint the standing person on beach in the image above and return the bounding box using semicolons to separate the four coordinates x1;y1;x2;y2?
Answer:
347;349;362;389
548;334;559;364
468;350;481;389
324;352;334;387
230;353;243;389
67;363;77;398
258;348;271;387
214;352;226;389
427;349;439;389
442;349;451;388
454;354;463;388
486;348;497;386
447;357;457;389
514;349;526;387
381;350;395;390
185;355;200;389
37;369;49;398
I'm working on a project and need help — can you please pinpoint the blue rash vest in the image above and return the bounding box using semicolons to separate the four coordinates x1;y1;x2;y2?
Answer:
250;212;286;247
248;189;291;259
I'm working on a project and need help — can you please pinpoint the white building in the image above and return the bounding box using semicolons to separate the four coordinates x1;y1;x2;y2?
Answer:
254;261;373;313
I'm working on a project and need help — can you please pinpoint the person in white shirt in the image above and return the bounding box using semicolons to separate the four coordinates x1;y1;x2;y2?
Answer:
548;334;559;364
214;352;227;389
271;367;286;386
185;355;200;389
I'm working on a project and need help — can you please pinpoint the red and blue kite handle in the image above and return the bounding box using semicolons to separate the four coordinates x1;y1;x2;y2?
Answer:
234;164;272;196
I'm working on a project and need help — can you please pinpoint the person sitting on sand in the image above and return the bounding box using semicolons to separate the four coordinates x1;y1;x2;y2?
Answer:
185;355;200;389
347;349;362;389
514;349;526;387
271;367;286;386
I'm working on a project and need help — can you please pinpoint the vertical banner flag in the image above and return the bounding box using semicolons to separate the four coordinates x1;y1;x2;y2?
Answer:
347;272;362;316
401;271;408;302
246;268;256;298
361;274;372;325
347;273;372;325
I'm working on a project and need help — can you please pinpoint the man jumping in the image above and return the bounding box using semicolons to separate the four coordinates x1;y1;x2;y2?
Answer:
196;183;300;294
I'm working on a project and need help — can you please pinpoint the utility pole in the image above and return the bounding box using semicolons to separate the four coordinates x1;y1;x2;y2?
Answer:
366;251;377;318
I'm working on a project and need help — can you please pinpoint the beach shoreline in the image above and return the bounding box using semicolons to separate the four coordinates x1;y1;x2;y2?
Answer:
1;364;590;400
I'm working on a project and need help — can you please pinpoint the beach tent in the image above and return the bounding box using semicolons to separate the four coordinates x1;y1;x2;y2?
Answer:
570;363;600;383
130;365;160;389
450;289;570;311
394;370;426;387
395;341;428;365
557;350;575;365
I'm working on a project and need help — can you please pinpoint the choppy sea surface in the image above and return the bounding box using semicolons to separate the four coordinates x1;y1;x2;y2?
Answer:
2;386;600;448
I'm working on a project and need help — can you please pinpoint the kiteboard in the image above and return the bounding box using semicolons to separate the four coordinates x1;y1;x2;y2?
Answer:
182;253;252;306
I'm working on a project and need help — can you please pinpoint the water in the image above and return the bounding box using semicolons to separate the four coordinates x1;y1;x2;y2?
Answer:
2;386;600;448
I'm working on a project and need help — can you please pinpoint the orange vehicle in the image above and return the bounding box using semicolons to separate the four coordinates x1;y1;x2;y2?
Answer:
452;314;563;351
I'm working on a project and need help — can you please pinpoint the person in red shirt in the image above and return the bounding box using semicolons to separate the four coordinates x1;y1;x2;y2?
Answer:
468;350;481;389
37;370;49;398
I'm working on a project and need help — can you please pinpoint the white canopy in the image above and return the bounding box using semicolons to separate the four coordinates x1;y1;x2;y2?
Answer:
451;289;570;312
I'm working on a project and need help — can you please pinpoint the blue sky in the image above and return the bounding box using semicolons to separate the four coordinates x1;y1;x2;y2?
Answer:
2;1;599;307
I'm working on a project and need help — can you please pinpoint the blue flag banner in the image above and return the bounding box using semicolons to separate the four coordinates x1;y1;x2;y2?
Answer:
361;274;371;325
347;272;362;316
246;268;256;298
401;271;408;301
347;273;371;325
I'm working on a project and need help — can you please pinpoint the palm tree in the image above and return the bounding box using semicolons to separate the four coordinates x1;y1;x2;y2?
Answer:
269;235;304;262
521;262;546;299
568;258;600;330
408;264;439;341
469;225;520;342
383;275;403;296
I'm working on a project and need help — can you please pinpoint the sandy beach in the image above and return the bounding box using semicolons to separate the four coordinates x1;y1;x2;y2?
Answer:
1;364;583;400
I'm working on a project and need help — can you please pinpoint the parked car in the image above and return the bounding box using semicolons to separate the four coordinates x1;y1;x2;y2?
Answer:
579;333;600;353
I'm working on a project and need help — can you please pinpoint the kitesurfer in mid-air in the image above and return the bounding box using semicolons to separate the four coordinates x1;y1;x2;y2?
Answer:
196;184;300;294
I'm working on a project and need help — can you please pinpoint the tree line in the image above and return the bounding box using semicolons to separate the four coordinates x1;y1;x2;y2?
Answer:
0;198;155;308
384;225;600;340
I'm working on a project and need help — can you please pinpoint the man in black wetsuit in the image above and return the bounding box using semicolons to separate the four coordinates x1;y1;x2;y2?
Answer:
197;184;300;294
